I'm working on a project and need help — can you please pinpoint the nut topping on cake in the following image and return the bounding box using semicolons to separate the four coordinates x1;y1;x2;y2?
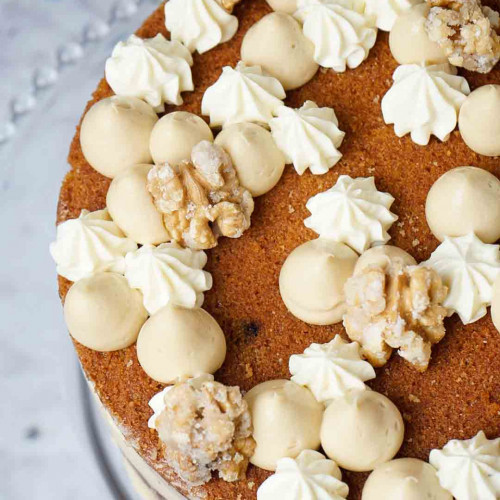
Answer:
343;263;448;371
425;0;500;73
155;377;256;486
147;141;254;250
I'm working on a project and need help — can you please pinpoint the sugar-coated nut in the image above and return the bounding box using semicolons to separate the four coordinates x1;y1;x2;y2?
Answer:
265;0;297;14
241;12;318;90
355;245;416;275
244;379;323;471
321;391;404;472
492;276;500;334
279;239;358;325
459;85;500;157
150;112;214;166
106;164;170;245
80;96;158;178
64;272;148;352
389;4;448;65
425;167;500;243
215;123;285;196
136;304;226;383
362;458;452;500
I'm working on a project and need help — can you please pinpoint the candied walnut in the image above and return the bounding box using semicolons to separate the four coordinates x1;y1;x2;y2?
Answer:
147;141;254;250
216;0;242;12
344;264;448;372
155;378;256;487
425;0;500;73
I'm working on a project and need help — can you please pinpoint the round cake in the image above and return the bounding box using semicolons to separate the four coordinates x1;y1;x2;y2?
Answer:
54;0;500;498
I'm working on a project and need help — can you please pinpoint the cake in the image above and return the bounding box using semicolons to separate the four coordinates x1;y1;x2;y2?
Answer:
53;0;500;498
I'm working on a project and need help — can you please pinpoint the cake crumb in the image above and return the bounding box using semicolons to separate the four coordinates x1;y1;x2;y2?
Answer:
409;394;421;403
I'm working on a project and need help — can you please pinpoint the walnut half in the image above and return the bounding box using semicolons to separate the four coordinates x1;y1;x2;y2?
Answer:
343;264;448;372
425;0;500;73
148;141;254;250
156;378;256;487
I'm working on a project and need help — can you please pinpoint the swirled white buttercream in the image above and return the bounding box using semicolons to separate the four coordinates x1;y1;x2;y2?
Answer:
430;431;500;500
164;0;238;54
364;0;421;32
304;176;398;254
124;243;213;315
105;34;194;112
202;62;286;128
50;209;138;282
269;101;345;175
289;336;376;403
257;449;349;500
422;233;500;325
147;374;214;429
381;63;470;146
294;0;377;72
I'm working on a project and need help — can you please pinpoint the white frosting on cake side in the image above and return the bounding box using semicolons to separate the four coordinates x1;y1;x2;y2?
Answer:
304;176;398;254
201;62;286;128
105;34;194;112
294;0;377;72
50;209;137;282
422;233;500;325
164;0;238;54
269;100;345;175
381;63;470;146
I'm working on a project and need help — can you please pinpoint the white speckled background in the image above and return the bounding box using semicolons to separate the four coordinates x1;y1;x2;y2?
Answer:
0;1;161;498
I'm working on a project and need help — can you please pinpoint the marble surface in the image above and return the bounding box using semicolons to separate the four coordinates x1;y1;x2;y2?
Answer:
0;1;162;498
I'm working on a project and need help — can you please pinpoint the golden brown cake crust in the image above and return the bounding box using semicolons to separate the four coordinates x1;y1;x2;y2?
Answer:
57;1;500;498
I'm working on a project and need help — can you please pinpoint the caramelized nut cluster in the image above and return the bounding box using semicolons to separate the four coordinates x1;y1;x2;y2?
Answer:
156;378;256;486
148;141;254;250
425;0;500;73
344;264;448;372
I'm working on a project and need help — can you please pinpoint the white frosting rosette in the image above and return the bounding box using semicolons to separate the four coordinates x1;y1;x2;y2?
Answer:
381;63;470;146
270;100;345;175
294;0;377;72
364;0;421;32
105;34;194;112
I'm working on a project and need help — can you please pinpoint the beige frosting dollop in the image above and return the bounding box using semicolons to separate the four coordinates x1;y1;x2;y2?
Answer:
215;122;285;196
279;239;358;325
389;4;448;65
363;458;452;500
266;0;297;14
244;379;323;471
106;164;169;245
150;112;214;166
459;84;500;157
64;272;148;352
241;12;318;90
320;390;404;472
80;96;158;178
354;245;417;275
136;304;226;383
493;276;500;334
425;167;500;244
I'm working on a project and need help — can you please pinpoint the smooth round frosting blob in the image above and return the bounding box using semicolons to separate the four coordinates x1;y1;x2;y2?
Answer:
136;304;226;383
149;111;214;166
362;458;452;500
425;167;500;243
64;272;148;352
389;4;448;65
355;245;417;275
459;85;500;157
106;164;169;245
80;96;158;178
215;123;285;196
266;0;297;14
492;276;500;334
321;390;404;472
279;238;358;325
244;379;323;471
241;12;318;90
